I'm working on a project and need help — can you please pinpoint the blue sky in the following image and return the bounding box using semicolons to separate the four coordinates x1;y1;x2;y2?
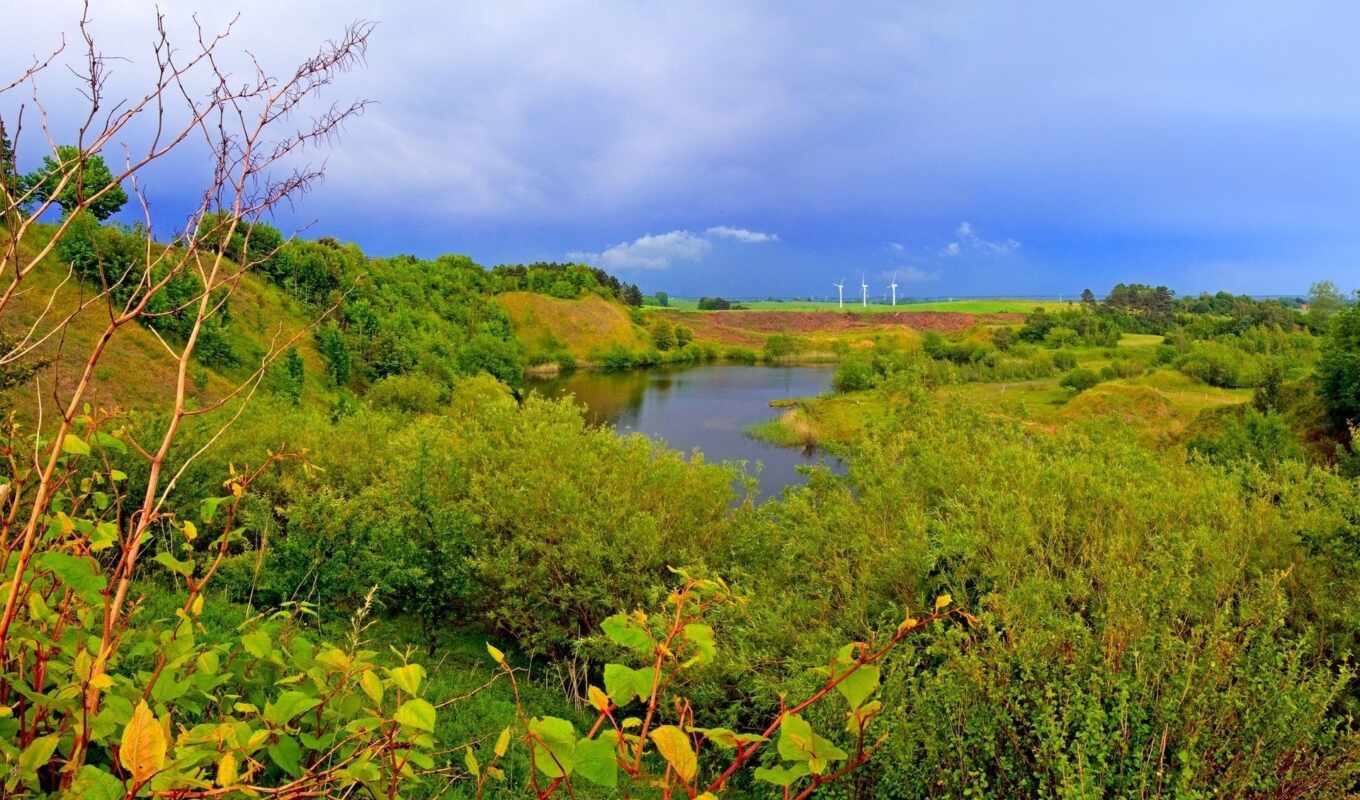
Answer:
4;1;1360;299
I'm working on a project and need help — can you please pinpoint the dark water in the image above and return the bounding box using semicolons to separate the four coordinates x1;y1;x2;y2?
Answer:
528;364;841;501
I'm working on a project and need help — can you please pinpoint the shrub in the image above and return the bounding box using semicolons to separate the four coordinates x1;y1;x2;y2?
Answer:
833;353;877;392
368;373;444;413
652;318;676;351
763;334;802;362
724;345;758;363
598;344;638;370
1060;367;1101;392
1052;350;1078;370
1317;302;1360;425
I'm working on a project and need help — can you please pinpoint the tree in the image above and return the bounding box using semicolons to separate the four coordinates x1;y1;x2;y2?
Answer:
284;346;305;405
674;323;694;347
1317;301;1360;426
623;283;644;306
0;119;15;196
655;290;669;307
21;144;129;220
1308;280;1347;328
316;322;351;386
652;318;675;351
1081;288;1096;305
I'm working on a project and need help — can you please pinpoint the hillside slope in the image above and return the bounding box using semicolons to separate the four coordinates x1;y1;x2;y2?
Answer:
0;228;329;426
498;291;648;360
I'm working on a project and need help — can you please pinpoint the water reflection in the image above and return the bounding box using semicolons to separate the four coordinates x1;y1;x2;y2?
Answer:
529;364;841;501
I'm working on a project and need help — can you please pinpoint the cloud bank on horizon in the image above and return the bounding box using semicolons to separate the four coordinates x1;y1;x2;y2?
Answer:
3;1;1359;298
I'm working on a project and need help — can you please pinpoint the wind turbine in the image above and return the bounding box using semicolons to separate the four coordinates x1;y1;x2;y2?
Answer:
889;272;899;306
860;274;869;308
833;279;845;309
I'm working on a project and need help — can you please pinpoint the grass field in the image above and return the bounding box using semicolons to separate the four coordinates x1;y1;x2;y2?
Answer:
656;298;1071;314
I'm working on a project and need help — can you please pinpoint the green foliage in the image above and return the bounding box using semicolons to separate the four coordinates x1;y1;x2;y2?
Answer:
1187;407;1304;467
763;334;803;362
368;372;443;414
1317;301;1360;426
22;145;129;219
1177;340;1265;388
53;211;238;366
740;399;1360;798
651;318;675;351
1059;367;1101;392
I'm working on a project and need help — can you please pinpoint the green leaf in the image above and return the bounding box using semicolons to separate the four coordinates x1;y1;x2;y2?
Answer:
91;521;119;552
153;551;194;578
241;629;273;660
18;733;60;776
62;434;91;455
268;734;303;777
394;698;437;732
682;623;716;665
34;551;106;600
388;663;425;695
600;613;653;653
92;431;126;454
603;663;654;705
200;496;230;524
263;691;321;726
777;714;847;774
528;716;576;778
754;762;811;787
69;765;125;800
574;736;618;787
835;665;880;710
463;745;480;778
693;727;766;749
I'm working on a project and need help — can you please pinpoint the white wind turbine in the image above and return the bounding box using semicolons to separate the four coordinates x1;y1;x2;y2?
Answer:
833;279;845;309
889;272;899;306
860;274;869;307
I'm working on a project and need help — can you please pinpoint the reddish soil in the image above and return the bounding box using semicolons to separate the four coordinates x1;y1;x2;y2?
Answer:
659;309;1023;346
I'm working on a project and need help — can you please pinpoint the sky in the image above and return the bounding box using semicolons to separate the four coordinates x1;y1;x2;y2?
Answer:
3;1;1360;299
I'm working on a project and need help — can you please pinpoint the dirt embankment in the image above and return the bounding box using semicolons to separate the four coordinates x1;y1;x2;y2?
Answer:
657;309;1022;346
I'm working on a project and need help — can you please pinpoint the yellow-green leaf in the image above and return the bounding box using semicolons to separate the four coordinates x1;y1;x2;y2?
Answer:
649;725;697;783
935;593;952;611
217;752;238;787
464;745;480;778
360;670;383;705
486;642;505;665
587;684;609;711
494;726;511;758
394;698;437;732
388;663;425;695
119;700;167;783
62;434;91;455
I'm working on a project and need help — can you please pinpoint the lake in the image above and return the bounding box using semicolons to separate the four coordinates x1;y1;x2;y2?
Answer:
528;364;841;501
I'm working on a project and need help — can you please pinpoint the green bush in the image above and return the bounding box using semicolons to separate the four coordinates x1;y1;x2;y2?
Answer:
368;373;443;414
1060;367;1101;392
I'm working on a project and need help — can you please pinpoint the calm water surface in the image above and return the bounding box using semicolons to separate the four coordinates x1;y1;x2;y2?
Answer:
529;364;841;501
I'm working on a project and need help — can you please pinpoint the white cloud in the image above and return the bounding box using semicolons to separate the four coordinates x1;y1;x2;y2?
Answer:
570;224;779;270
952;221;1020;254
888;242;906;254
568;230;711;271
705;225;780;243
